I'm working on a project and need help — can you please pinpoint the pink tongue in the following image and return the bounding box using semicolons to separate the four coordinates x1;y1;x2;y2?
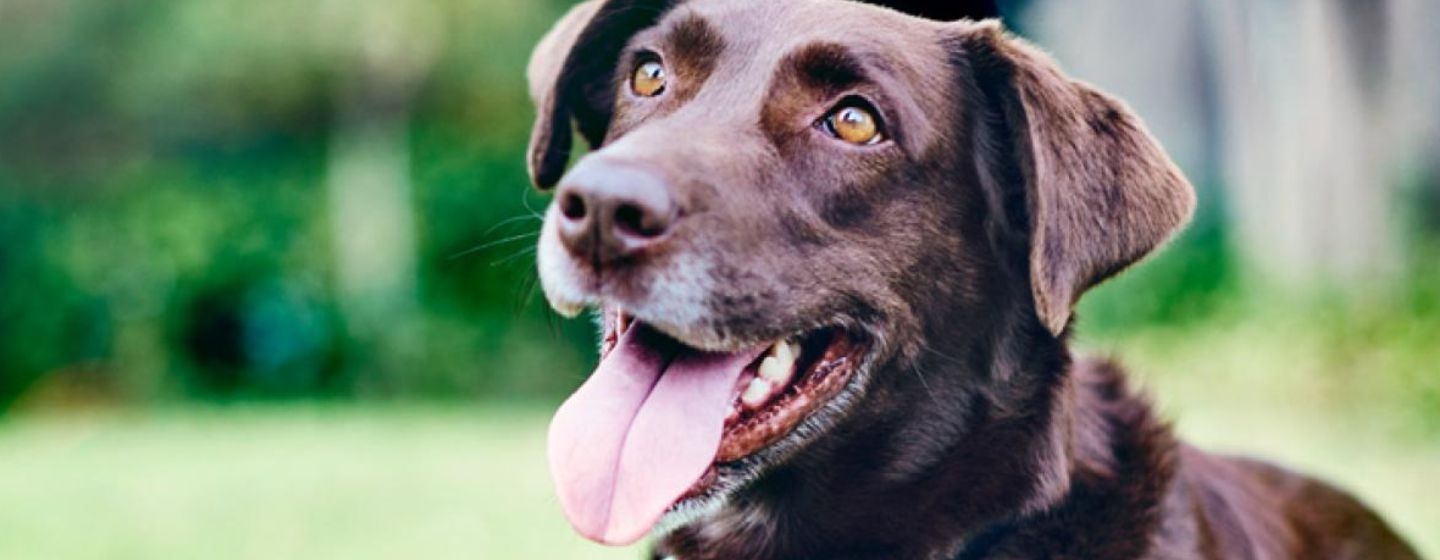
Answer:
547;324;764;545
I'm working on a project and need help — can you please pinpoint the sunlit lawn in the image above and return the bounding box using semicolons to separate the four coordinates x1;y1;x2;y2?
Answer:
1;333;1437;560
0;405;639;560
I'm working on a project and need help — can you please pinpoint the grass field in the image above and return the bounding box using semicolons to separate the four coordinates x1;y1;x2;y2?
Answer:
0;405;639;560
1;334;1437;559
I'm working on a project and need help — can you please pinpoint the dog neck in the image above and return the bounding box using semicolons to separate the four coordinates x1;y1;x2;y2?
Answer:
657;332;1179;560
949;358;1182;559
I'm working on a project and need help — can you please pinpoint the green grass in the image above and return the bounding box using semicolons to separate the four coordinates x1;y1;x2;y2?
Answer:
0;350;1436;559
0;405;640;560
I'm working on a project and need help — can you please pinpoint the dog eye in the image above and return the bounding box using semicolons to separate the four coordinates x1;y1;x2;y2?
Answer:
631;61;667;97
821;103;884;145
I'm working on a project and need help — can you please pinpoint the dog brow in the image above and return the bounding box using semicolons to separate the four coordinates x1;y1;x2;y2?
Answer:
785;43;872;94
665;14;726;68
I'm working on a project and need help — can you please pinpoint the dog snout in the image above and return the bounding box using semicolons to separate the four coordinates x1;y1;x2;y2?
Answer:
555;158;678;266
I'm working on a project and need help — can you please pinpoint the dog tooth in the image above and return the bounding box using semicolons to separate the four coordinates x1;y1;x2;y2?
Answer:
783;339;800;363
773;339;798;364
758;356;791;384
761;340;799;380
741;378;773;408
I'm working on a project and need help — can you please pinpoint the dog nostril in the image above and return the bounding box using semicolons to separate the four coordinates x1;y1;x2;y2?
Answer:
560;192;587;221
613;203;666;238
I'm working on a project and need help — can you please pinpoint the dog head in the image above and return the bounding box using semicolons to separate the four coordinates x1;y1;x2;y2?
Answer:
527;0;1193;547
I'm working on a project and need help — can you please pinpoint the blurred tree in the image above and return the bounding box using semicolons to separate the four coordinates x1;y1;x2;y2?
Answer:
0;0;1434;410
0;0;598;405
321;1;439;392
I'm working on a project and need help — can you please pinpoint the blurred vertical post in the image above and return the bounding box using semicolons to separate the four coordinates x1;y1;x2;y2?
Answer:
1385;0;1440;239
1027;0;1440;294
1204;0;1440;290
1204;0;1386;289
322;1;440;391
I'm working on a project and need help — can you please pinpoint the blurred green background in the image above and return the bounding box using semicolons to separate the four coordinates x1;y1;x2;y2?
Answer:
0;0;1436;558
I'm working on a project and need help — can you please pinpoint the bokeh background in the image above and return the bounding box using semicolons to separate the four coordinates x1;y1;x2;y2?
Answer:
1;0;1437;558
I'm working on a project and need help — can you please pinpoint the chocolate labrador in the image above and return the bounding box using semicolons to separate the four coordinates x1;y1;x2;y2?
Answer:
524;0;1422;558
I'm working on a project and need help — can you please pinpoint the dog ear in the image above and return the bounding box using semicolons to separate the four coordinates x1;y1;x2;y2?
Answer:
957;21;1195;335
527;0;681;189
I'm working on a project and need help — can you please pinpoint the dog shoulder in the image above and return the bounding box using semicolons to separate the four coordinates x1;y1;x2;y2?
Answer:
1178;452;1423;560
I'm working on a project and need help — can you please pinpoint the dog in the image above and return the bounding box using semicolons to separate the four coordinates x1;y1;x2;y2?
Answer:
523;1;1423;558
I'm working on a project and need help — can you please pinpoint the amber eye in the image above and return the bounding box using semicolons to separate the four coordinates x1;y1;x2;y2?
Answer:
631;61;667;97
823;104;883;145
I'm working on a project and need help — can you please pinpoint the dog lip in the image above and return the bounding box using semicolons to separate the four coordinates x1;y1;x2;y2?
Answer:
594;307;877;520
715;328;864;462
603;305;809;355
666;327;870;509
660;350;872;532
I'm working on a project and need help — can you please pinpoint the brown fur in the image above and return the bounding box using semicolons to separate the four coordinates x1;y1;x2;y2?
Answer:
525;1;1422;558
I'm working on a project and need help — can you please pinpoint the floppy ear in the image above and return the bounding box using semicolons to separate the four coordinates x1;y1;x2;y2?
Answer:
957;21;1196;335
527;0;681;189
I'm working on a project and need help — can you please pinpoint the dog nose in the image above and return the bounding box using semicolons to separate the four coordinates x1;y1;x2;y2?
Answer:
554;158;678;266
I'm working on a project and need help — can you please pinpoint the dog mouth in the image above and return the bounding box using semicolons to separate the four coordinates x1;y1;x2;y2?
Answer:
603;311;866;466
547;307;868;546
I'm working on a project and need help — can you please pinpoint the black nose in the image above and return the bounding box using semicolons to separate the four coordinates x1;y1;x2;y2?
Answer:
554;158;678;267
